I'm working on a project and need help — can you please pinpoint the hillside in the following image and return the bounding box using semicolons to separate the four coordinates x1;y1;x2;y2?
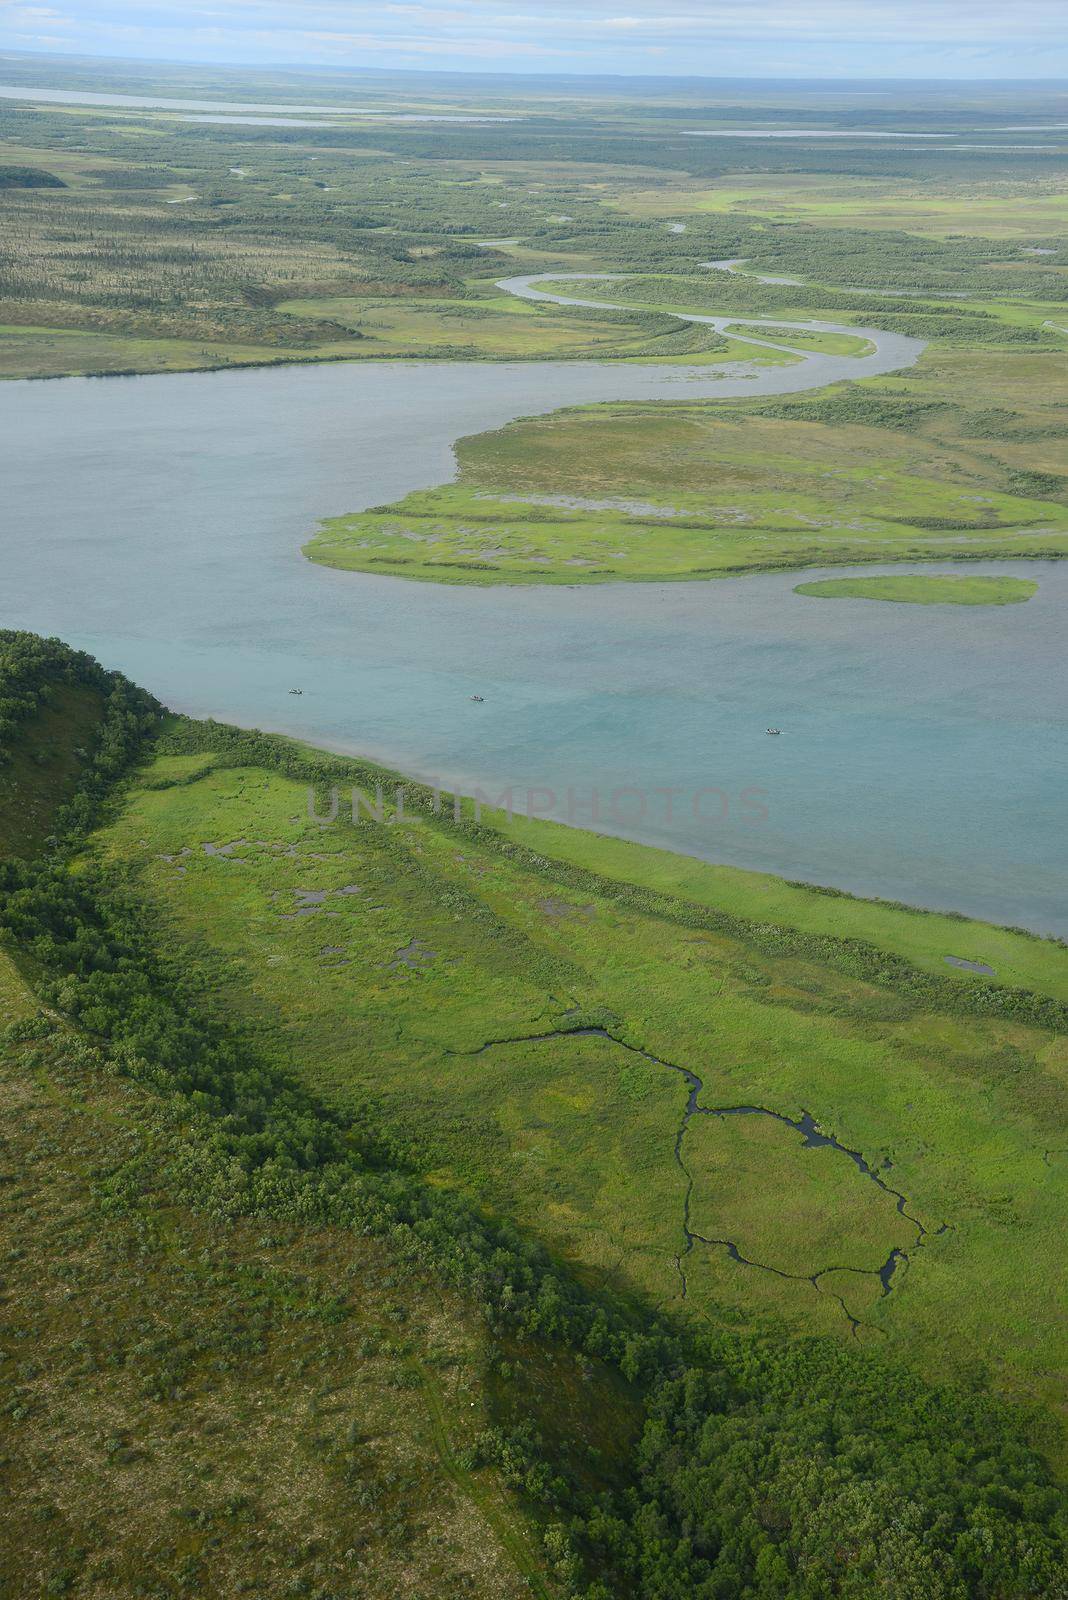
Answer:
0;955;570;1599
1;631;1067;1599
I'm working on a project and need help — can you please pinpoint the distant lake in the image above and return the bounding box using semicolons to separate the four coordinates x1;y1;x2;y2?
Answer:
684;128;947;138
0;85;512;121
1;358;1064;935
683;128;1065;146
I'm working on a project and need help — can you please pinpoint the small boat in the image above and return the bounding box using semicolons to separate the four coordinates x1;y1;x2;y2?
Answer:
765;727;781;736
470;694;485;703
289;688;303;696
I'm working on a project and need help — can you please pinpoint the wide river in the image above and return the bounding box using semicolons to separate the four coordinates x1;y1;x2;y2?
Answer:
1;322;1065;936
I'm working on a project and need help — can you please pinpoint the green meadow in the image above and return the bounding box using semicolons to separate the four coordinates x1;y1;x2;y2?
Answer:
9;638;1067;1594
794;575;1040;604
307;406;1068;585
88;726;1068;1440
723;322;876;356
610;171;1068;239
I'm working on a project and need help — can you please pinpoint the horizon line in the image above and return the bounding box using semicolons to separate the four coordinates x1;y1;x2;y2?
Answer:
3;45;1068;87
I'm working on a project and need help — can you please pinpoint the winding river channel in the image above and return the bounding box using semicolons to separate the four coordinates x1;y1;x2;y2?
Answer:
2;277;1065;934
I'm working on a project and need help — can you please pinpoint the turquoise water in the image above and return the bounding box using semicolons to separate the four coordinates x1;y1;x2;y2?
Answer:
1;358;1064;934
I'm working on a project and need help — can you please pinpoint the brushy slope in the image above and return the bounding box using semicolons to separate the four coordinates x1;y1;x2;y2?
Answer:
0;969;564;1600
0;630;156;857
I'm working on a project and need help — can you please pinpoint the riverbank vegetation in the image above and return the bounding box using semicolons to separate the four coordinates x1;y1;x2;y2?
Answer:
2;630;1068;1596
87;716;1068;1418
794;574;1039;604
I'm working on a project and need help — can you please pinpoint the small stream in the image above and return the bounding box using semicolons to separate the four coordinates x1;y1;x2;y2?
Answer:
458;1022;943;1334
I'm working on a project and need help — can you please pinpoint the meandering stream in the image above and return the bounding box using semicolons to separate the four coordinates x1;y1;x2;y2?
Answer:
497;271;926;380
455;1022;941;1332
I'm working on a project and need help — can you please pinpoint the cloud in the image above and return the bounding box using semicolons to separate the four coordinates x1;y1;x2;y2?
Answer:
0;0;1065;75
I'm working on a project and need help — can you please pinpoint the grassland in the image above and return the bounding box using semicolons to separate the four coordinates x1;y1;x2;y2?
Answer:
794;574;1039;604
723;321;875;355
10;635;1068;1593
0;650;643;1600
305;230;1068;585
586;268;1068;338
307;402;1068;584
0;321;379;378
493;812;1068;1003
611;171;1068;238
81;725;1068;1445
275;287;759;364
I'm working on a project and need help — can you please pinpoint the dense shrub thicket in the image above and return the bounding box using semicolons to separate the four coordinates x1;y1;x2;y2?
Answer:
0;165;65;189
0;630;160;839
1;632;1066;1598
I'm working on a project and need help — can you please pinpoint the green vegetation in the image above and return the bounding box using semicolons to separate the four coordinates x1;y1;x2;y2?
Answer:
0;630;151;855
0;981;560;1599
275;292;743;364
87;720;1068;1408
795;574;1039;604
612;172;1068;240
0;677;104;854
4;56;1068;1594
2;68;1066;380
308;405;1068;584
724;322;875;355
0;321;372;380
494;814;1068;1004
2;630;1068;1595
588;271;1060;344
0;165;64;189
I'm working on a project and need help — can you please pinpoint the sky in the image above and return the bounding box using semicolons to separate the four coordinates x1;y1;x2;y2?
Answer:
1;0;1067;80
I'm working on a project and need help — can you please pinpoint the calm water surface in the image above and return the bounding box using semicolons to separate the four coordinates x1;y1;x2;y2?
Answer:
0;85;511;121
1;358;1064;935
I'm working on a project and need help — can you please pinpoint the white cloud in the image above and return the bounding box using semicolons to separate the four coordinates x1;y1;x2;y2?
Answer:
1;0;1065;74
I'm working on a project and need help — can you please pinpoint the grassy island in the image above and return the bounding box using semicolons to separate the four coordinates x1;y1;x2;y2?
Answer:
306;406;1068;586
795;574;1040;604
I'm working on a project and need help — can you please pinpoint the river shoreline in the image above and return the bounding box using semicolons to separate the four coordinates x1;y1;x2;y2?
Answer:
2;331;1063;934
